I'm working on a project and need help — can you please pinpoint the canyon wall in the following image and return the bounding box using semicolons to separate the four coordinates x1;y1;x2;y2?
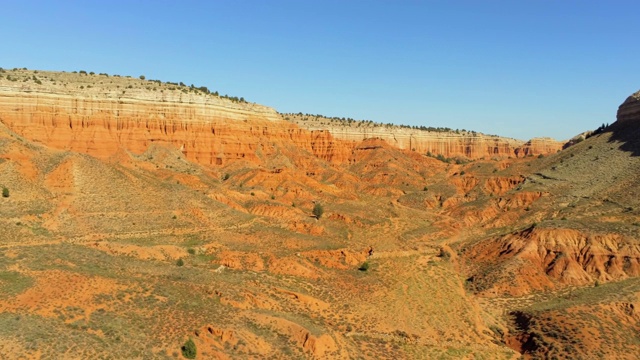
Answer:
301;125;563;158
0;70;563;164
0;77;353;166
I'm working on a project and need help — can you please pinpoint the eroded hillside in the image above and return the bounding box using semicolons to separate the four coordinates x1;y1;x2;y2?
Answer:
0;68;638;359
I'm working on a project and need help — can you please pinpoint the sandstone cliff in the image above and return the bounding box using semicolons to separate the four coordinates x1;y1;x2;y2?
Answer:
284;114;564;159
0;69;562;166
0;70;354;166
617;89;640;124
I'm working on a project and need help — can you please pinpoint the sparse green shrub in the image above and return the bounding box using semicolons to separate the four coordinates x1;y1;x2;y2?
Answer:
139;75;145;80
187;248;196;255
358;261;370;271
2;187;9;198
312;203;324;219
423;186;428;191
222;173;230;181
459;171;465;176
438;247;452;260
176;258;184;266
181;338;196;359
538;154;544;158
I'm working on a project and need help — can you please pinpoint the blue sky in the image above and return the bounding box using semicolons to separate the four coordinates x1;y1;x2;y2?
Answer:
2;1;639;140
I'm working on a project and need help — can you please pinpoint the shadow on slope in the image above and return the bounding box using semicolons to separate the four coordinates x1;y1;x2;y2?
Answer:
608;120;640;156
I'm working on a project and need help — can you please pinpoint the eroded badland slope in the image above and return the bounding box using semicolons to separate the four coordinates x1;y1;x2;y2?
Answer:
0;68;638;359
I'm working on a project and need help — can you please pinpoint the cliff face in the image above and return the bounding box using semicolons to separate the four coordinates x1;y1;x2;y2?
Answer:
0;69;561;165
617;90;640;124
0;88;352;166
285;117;564;159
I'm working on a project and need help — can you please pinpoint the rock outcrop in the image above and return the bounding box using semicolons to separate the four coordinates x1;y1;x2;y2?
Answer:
286;116;565;159
617;90;640;124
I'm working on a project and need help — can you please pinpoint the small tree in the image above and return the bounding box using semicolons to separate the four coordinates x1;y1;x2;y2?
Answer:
181;338;197;359
312;203;324;219
2;187;8;198
139;75;145;80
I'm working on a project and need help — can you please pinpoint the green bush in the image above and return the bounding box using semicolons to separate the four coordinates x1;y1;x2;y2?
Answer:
176;258;184;267
312;203;324;219
2;187;8;198
358;261;370;271
181;338;196;359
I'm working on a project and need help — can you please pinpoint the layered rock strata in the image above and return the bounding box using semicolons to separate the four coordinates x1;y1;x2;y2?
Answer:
617;90;640;124
287;120;564;159
0;70;563;164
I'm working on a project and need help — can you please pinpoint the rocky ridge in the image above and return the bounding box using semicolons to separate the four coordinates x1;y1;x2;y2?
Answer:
284;113;565;159
0;69;563;164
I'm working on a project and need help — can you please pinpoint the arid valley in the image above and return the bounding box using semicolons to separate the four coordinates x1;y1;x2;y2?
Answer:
0;68;638;359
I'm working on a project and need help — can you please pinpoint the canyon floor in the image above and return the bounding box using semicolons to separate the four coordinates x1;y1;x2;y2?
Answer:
0;69;639;359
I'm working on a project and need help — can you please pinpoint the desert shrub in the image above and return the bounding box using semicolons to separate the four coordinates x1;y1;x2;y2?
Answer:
176;258;184;267
538;154;544;158
438;247;451;260
358;262;370;271
187;248;196;255
2;187;9;198
223;173;230;181
181;338;196;359
139;75;145;80
459;171;465;176
312;203;324;219
423;186;428;191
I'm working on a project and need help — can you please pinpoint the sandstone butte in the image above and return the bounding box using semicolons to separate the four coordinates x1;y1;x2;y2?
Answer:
0;70;564;164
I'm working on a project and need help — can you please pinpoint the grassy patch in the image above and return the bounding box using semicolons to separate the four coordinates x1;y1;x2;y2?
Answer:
0;271;34;297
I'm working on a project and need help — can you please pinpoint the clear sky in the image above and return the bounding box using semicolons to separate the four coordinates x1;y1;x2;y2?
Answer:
2;1;639;140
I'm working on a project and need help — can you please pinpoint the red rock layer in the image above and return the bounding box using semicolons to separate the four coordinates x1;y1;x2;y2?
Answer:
0;91;352;166
0;84;563;164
